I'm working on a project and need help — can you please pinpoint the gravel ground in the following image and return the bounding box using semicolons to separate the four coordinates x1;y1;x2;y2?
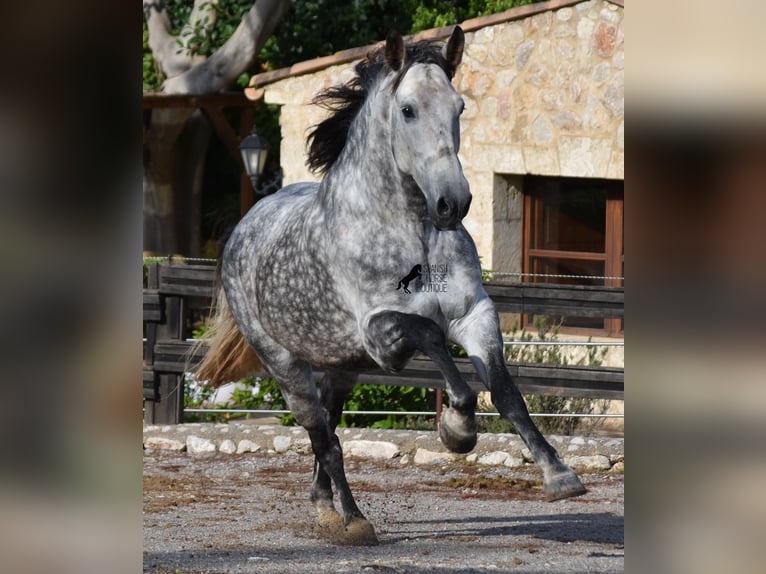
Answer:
144;447;623;573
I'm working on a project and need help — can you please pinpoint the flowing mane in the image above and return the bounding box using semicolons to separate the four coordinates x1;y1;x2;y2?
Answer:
306;38;457;175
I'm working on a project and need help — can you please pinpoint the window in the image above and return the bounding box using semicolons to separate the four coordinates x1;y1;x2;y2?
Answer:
523;176;623;336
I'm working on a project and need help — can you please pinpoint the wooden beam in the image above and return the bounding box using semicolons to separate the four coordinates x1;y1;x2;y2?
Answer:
143;92;250;109
200;105;245;168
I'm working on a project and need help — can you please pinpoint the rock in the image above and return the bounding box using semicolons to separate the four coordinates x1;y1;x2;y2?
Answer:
186;435;216;454
503;455;526;468
236;440;261;454
478;451;511;466
293;438;313;455
273;435;292;453
610;461;625;473
595;22;617;58
343;440;400;460
564;454;612;471
515;40;535;70
477;451;525;468
521;448;533;462
144;437;185;451
556;7;573;21
532;114;552;144
413;448;457;465
552;110;582;131
219;439;236;454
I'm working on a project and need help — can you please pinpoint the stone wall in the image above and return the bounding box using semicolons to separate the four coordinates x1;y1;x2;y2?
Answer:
261;0;624;273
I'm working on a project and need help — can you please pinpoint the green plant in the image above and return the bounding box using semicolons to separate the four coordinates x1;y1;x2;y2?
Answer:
341;385;435;429
478;256;495;282
182;373;436;428
244;377;296;425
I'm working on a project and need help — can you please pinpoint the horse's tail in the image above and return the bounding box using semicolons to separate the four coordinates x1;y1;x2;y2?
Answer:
193;287;262;388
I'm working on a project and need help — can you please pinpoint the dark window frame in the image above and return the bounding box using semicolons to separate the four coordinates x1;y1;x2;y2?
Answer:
522;176;624;337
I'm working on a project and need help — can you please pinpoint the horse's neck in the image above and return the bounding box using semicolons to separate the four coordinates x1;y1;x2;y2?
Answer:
320;100;427;233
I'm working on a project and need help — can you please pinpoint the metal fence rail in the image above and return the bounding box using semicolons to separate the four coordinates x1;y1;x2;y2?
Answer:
182;407;624;419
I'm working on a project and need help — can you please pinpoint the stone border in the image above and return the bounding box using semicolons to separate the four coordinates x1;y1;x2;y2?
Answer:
144;422;624;473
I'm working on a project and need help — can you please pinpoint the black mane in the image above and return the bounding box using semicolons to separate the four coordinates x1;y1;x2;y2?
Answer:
306;38;456;175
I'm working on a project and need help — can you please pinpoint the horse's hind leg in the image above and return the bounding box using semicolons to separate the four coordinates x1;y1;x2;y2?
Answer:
221;266;376;543
310;371;358;527
264;362;376;545
450;297;586;501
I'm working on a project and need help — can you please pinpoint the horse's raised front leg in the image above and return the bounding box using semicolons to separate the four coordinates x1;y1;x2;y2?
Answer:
450;297;587;501
365;311;478;453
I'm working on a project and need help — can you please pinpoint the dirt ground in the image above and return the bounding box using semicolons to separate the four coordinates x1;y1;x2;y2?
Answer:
144;450;623;573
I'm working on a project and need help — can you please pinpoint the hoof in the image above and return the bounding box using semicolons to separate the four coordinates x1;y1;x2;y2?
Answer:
439;407;477;454
341;518;379;546
317;508;344;530
544;470;588;501
316;511;378;546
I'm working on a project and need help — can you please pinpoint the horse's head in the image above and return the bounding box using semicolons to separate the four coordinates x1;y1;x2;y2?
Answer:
386;28;472;231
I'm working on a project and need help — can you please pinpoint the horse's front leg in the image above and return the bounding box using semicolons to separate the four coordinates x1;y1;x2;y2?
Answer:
450;297;587;501
365;311;479;453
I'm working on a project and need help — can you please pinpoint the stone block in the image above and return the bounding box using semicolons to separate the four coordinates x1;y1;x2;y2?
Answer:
532;114;553;144
515;40;535;70
558;136;612;177
144;437;185;452
478;451;511;465
414;448;458;465
236;439;262;454
564;454;612;471
523;145;559;175
556;7;573;21
343;440;400;460
607;149;624;179
273;435;291;453
186;435;216;454
595;22;618;58
219;439;236;454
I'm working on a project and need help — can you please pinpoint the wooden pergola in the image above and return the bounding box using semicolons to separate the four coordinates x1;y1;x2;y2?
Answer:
143;91;263;216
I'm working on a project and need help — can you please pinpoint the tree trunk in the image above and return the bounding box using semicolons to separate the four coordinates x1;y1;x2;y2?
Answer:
174;111;212;257
143;108;193;255
143;0;290;255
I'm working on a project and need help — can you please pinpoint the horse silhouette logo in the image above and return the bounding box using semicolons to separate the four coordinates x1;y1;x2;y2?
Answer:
396;264;422;294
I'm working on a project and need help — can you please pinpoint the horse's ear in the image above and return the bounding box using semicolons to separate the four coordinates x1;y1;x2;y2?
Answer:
385;30;404;71
443;26;465;74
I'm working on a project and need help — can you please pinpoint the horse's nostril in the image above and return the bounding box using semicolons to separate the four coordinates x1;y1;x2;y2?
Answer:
437;197;452;216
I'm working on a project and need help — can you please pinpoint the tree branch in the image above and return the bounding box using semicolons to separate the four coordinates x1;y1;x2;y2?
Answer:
178;0;220;55
162;0;291;95
143;0;202;78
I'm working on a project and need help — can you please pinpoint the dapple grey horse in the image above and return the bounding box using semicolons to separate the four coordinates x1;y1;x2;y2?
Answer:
197;27;586;545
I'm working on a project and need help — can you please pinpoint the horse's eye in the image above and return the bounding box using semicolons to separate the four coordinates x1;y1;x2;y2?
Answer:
401;105;416;120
